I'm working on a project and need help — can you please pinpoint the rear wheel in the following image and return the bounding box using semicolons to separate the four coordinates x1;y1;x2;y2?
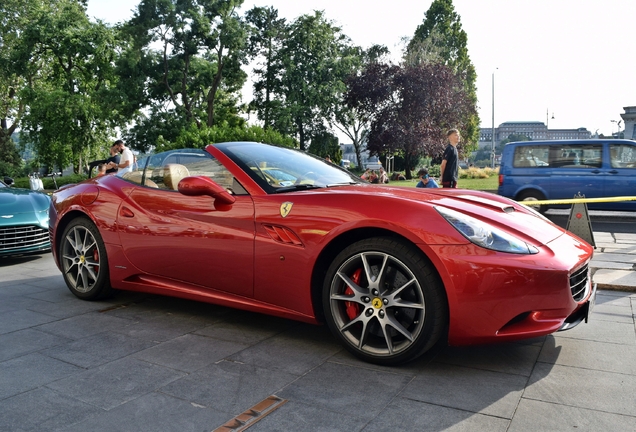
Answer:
59;217;113;300
517;190;548;213
323;237;447;365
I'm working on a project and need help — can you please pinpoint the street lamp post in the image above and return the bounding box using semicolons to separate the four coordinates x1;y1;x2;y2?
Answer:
546;109;554;139
611;120;623;138
491;71;496;168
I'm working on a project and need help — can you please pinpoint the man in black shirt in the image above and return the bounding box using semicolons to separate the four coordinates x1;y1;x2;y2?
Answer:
440;129;460;188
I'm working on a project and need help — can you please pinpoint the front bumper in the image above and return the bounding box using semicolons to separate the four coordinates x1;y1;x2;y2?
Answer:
559;281;597;331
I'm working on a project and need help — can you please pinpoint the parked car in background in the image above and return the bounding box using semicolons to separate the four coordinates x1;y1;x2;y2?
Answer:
498;139;636;212
49;142;595;365
0;178;51;257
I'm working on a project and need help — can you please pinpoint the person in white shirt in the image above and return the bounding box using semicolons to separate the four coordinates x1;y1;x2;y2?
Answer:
108;140;134;177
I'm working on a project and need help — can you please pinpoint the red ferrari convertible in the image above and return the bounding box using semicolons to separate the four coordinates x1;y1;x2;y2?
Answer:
49;142;596;365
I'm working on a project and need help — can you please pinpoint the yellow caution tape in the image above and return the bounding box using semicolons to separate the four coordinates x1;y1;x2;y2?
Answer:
519;196;636;206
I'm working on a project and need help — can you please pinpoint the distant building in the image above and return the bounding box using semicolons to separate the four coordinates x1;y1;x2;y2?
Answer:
479;121;592;148
620;106;636;140
340;143;374;168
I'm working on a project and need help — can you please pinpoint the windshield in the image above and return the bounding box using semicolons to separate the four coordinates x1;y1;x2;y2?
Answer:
217;142;362;193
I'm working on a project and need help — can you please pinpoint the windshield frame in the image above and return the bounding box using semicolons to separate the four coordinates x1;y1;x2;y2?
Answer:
213;142;363;194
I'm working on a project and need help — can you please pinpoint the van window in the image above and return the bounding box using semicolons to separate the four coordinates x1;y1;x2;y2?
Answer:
610;144;636;168
513;145;549;167
550;144;602;168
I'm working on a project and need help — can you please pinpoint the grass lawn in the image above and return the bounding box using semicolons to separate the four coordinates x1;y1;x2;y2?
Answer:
386;175;499;192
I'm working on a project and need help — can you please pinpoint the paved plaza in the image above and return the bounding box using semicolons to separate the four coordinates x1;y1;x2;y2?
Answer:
0;235;635;431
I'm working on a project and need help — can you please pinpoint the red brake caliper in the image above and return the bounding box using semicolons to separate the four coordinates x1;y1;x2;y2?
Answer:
93;249;99;273
344;268;362;320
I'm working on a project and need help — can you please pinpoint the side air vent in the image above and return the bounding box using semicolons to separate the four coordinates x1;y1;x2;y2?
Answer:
570;263;589;302
263;225;303;246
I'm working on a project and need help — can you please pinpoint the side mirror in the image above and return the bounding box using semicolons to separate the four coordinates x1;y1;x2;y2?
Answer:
178;176;236;205
3;176;14;186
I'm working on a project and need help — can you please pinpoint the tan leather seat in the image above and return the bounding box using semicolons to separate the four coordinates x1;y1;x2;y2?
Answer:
163;164;190;190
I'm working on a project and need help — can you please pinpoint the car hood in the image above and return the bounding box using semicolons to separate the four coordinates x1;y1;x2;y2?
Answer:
0;188;51;222
320;184;565;246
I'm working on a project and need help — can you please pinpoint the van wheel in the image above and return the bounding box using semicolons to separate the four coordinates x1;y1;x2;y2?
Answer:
517;190;547;213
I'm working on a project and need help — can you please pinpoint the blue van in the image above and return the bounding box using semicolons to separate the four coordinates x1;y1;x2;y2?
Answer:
497;139;636;211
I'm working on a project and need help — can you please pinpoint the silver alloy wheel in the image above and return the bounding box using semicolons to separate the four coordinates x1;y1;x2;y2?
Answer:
61;224;101;293
329;250;425;357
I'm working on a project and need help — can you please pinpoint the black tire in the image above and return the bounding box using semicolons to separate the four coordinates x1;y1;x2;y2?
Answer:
322;237;448;365
517;190;548;213
59;217;114;300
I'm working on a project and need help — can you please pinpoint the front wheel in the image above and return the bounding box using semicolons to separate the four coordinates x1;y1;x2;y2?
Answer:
59;217;113;300
517;190;548;213
323;237;448;365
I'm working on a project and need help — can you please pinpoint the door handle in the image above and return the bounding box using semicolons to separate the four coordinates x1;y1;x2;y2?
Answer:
119;207;135;218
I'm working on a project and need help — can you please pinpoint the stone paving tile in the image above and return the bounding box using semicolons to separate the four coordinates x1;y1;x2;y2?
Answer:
508;398;636;432
600;245;636;254
595;292;633;307
132;333;248;373
227;323;342;376
193;310;292;345
110;311;220;343
589;260;634;270
0;328;71;362
591;252;636;263
160;359;297;416
593;269;636;290
277;362;412;419
0;309;59;335
0;294;53;314
28;297;117;319
590;302;635;323
364;397;510;432
42;332;159;369
60;392;229;432
0;282;50;297
45;357;186;411
556;313;636;345
0;352;82;400
431;342;541;377
525;363;636;416
400;362;528;419
35;312;134;340
0;387;102;432
249;400;369;432
538;336;636;375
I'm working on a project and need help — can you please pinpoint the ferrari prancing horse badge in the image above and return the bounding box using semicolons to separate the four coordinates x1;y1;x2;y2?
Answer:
280;202;293;218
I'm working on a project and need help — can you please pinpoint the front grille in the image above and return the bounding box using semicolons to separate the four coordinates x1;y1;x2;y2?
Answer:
0;225;50;251
570;263;589;302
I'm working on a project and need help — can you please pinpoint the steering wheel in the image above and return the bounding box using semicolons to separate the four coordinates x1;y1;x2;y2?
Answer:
296;171;318;185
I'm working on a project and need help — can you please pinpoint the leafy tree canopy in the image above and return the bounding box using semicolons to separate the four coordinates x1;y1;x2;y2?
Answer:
406;0;479;151
345;62;477;179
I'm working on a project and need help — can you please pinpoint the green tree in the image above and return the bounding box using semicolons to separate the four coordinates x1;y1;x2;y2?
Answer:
332;44;390;170
16;0;119;173
167;123;296;152
121;0;248;151
0;0;29;169
406;0;479;151
345;62;476;179
245;6;287;130
266;11;353;150
307;130;341;163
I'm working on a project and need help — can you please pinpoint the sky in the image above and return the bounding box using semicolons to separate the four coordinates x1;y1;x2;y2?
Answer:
86;0;636;137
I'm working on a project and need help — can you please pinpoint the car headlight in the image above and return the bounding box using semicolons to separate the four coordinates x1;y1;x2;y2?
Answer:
436;206;539;254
